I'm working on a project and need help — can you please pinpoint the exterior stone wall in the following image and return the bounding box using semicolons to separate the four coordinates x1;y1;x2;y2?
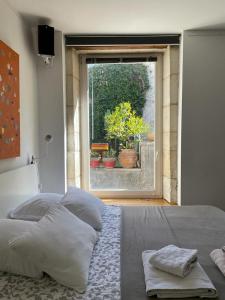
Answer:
143;63;155;131
90;142;154;191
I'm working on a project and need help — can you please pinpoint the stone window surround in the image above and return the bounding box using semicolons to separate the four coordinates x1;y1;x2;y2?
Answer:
66;48;81;187
163;46;179;203
65;46;179;203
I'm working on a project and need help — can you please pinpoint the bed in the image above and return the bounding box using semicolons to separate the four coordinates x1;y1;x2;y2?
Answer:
0;165;225;299
121;205;225;300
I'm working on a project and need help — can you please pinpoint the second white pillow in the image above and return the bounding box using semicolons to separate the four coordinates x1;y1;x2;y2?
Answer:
61;187;104;230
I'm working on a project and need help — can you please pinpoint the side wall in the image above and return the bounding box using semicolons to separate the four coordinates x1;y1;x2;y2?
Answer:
0;0;39;173
181;30;225;209
37;31;66;193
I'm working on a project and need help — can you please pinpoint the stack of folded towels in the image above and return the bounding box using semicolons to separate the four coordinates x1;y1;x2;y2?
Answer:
142;245;217;298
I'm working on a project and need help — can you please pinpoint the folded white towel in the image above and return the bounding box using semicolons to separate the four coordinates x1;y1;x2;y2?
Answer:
143;250;217;298
210;248;225;276
149;244;198;277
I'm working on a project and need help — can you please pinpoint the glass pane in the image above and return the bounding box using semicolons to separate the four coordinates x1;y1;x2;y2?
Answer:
88;61;156;192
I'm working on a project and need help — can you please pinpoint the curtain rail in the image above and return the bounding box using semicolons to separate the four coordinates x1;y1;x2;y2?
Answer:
65;34;180;46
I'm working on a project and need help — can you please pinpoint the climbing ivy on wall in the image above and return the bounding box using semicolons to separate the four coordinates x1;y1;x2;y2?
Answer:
88;63;150;143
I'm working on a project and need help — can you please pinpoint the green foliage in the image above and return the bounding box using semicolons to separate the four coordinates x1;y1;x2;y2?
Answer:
103;148;117;158
90;151;100;158
89;63;149;143
105;102;149;149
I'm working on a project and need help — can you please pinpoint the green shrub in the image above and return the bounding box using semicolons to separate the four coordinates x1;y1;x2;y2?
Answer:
90;151;100;158
88;63;150;143
103;148;117;158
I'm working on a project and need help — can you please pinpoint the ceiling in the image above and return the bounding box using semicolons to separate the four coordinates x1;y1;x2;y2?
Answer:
7;0;225;34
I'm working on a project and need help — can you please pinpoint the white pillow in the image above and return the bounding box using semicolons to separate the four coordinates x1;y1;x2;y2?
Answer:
9;205;98;292
0;219;42;278
61;187;105;230
8;193;63;221
67;187;105;213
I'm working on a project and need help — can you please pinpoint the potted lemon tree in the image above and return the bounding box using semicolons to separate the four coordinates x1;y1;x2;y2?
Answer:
104;102;149;168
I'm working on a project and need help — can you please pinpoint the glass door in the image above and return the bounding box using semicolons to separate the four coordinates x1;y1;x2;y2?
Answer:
80;54;162;198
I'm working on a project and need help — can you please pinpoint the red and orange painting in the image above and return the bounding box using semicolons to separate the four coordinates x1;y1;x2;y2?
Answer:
0;40;20;159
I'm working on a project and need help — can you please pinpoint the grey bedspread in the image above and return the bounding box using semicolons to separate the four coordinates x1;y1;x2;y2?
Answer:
121;205;225;300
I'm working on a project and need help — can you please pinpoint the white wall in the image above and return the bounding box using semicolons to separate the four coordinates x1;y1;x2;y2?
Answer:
0;0;39;173
181;30;225;209
0;1;66;193
37;31;66;194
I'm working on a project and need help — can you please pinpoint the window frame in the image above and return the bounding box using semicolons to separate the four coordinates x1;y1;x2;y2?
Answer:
80;52;163;198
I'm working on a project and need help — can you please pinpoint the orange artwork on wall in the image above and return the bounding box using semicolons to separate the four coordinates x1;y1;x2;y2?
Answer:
0;40;20;159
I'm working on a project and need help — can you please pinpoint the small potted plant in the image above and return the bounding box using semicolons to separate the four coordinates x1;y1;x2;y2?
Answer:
105;102;149;168
103;148;117;168
90;151;100;168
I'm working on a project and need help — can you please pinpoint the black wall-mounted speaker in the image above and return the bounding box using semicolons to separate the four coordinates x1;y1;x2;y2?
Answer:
38;25;55;56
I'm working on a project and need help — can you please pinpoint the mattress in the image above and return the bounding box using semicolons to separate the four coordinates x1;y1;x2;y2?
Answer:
121;205;225;300
0;205;121;300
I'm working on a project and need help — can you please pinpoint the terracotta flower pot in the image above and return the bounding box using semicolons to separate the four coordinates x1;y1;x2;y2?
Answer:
147;131;155;142
118;149;137;168
103;158;116;168
90;159;100;168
